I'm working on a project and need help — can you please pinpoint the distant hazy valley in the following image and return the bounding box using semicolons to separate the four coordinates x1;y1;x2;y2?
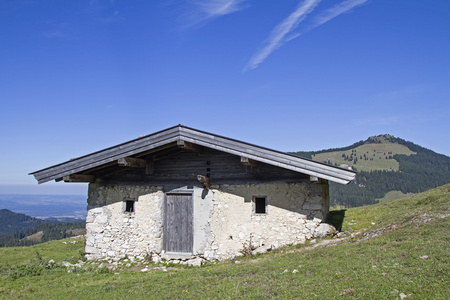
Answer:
0;194;87;219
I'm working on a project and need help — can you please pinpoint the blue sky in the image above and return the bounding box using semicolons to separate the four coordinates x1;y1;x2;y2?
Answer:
1;0;449;195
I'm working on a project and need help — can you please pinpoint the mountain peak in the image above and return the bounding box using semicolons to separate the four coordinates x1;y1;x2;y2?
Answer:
366;134;396;144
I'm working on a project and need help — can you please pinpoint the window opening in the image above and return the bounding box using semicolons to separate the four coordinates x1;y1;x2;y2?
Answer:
124;198;135;213
253;196;267;215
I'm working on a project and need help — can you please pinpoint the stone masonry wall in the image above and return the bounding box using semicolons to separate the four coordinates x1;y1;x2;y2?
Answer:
85;181;329;262
204;182;329;260
85;183;164;260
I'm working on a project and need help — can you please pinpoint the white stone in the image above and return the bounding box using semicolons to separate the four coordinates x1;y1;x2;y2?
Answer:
187;257;203;267
251;245;271;255
313;223;336;238
89;207;103;214
86;236;95;246
86;214;95;223
85;246;99;254
96;215;108;224
61;261;72;267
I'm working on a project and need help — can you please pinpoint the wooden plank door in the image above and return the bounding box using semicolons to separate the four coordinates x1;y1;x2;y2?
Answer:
164;193;193;253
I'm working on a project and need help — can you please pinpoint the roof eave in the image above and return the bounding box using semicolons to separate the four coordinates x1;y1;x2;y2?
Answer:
30;125;356;185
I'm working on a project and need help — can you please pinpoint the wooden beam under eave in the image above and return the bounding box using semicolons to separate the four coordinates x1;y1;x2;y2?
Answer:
117;157;147;168
63;174;96;183
310;176;328;184
177;140;203;153
310;175;320;183
241;157;259;167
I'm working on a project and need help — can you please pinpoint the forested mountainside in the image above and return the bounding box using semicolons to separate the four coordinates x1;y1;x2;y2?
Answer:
0;209;46;235
0;209;85;247
291;134;450;207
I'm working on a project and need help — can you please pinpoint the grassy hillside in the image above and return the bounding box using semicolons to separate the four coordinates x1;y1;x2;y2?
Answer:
292;134;450;207
1;184;449;299
312;135;416;172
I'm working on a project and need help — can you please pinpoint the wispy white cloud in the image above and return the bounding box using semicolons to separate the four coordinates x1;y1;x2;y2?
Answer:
196;0;245;16
244;0;321;72
310;0;368;28
183;0;247;28
244;0;368;72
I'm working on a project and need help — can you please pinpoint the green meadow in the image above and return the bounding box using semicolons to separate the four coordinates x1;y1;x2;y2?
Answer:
1;184;449;299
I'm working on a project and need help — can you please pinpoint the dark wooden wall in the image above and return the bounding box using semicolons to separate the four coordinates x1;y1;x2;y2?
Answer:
97;147;309;185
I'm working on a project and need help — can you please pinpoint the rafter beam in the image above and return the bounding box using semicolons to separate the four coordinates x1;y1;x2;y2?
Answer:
63;174;95;183
310;176;328;184
310;175;319;183
177;140;203;153
241;156;259;167
117;157;147;168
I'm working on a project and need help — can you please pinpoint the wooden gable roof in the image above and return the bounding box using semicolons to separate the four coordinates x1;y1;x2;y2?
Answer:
30;125;356;185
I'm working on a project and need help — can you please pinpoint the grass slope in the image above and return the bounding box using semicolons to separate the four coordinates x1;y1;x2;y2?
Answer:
312;135;416;172
1;184;449;299
376;190;409;202
296;134;450;207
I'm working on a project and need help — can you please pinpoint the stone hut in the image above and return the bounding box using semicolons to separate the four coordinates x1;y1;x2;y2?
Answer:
30;125;355;263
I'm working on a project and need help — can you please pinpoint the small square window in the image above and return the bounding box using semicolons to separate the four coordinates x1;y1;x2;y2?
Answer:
123;198;135;213
253;196;267;215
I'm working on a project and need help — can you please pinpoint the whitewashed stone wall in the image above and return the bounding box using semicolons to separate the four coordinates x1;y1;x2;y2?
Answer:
203;182;329;260
85;183;165;260
85;181;329;262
